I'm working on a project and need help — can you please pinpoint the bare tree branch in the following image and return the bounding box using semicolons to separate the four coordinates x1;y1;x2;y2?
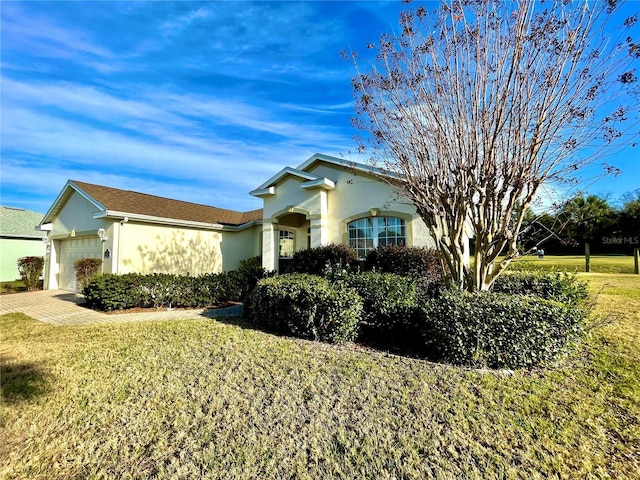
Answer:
350;0;639;290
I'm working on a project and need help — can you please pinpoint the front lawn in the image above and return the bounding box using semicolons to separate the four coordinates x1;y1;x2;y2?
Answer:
510;254;638;274
1;273;638;479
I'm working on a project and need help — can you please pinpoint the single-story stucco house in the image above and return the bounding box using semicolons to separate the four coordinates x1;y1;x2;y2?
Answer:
0;206;47;282
39;153;466;291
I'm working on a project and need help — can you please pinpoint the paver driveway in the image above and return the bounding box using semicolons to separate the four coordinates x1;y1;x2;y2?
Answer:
0;290;242;326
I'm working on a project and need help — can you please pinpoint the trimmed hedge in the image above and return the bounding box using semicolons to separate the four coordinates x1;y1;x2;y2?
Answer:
84;273;140;311
345;272;418;332
292;244;359;276
83;260;272;311
343;272;422;342
492;270;589;305
245;274;362;344
365;245;444;278
364;245;445;300
82;254;589;369
231;256;273;300
423;289;587;369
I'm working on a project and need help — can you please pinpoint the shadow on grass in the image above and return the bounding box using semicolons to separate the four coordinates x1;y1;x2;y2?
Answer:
200;309;440;361
200;309;266;333
0;354;49;404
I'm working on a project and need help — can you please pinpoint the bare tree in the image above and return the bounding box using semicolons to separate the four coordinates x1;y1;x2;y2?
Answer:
348;0;639;291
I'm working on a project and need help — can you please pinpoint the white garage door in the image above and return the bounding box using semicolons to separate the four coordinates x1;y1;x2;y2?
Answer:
59;237;102;291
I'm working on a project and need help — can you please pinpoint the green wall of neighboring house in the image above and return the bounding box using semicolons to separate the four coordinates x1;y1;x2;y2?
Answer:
0;238;46;282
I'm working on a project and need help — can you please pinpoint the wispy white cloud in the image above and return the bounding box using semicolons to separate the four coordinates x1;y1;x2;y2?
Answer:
159;6;213;35
2;78;188;128
1;70;355;212
4;0;632;217
0;3;120;73
0;1;366;213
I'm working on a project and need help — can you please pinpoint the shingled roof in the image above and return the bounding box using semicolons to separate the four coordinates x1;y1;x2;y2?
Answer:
45;180;262;227
0;206;46;238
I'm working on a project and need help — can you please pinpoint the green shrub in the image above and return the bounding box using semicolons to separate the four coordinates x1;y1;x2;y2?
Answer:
423;290;587;369
227;256;275;301
365;245;444;277
245;274;362;344
0;280;25;294
292;244;359;276
191;273;228;305
137;273;183;309
16;256;44;291
84;274;141;311
492;270;589;305
364;245;445;300
84;272;239;311
344;272;424;347
73;258;102;290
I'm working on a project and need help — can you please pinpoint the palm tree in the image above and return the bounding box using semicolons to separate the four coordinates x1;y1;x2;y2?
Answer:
560;195;615;243
560;195;615;271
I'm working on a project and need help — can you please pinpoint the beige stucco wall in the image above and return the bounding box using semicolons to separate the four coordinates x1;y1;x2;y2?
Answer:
45;192;114;289
258;161;442;270
117;222;261;275
263;162;436;249
50;191;110;237
262;177;324;220
309;163;430;246
220;226;261;271
118;222;223;275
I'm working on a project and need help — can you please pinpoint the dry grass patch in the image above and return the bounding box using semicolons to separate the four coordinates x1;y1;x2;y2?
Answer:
1;273;639;478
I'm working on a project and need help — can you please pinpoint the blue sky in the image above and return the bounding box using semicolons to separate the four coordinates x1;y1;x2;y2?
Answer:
1;0;639;216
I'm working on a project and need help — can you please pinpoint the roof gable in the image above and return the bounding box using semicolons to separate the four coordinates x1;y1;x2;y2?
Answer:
41;181;262;228
297;153;400;180
250;165;336;198
250;167;321;192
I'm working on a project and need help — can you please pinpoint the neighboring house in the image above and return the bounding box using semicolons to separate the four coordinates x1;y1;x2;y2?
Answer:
40;154;465;291
0;206;47;282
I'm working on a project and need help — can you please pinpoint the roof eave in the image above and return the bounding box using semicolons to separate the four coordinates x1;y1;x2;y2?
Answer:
40;180;106;225
249;186;276;198
97;211;226;230
1;233;46;240
300;178;335;190
251;167;321;192
218;219;263;231
297;153;402;180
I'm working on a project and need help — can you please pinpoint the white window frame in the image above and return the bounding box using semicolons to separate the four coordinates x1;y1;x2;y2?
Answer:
279;229;295;258
347;216;406;258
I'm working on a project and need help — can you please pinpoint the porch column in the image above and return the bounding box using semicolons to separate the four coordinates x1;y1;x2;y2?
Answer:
262;221;277;271
46;239;60;290
309;190;329;248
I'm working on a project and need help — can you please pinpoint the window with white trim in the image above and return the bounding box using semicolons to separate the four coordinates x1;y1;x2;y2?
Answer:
347;216;406;258
279;230;295;258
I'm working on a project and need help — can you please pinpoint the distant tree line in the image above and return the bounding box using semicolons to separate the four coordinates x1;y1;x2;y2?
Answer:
516;190;640;255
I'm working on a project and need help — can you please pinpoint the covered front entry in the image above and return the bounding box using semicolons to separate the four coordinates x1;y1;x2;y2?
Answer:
275;212;310;272
58;237;102;291
249;155;337;272
261;203;328;272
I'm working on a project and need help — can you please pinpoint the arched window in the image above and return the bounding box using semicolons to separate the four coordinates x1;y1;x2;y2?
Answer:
347;216;406;258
